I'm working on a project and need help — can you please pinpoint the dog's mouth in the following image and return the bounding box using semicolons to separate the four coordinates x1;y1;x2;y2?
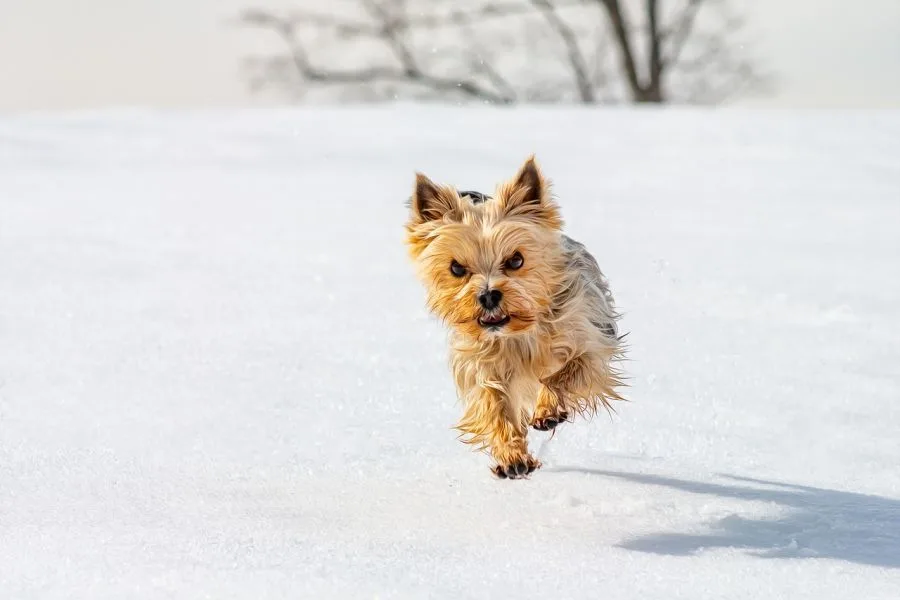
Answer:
478;313;511;328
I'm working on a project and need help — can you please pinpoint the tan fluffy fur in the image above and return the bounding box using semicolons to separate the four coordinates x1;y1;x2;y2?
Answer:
405;156;626;479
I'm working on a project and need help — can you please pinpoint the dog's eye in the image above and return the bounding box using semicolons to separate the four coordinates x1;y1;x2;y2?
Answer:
450;260;467;277
505;252;524;271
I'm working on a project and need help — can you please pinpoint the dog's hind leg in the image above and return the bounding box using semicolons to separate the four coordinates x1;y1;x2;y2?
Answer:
539;353;623;422
531;385;570;431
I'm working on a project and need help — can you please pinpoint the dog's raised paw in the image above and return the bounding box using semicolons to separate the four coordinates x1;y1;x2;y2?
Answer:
532;410;570;431
492;456;541;480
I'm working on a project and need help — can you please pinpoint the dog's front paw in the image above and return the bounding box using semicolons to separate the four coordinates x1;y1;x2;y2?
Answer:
532;409;570;431
492;454;541;480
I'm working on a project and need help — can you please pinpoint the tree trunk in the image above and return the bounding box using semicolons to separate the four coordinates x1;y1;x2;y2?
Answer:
599;0;642;101
599;0;666;104
635;85;664;103
645;0;665;102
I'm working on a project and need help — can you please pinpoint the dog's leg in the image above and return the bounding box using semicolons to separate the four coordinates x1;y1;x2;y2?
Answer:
457;386;540;480
490;429;539;480
532;385;570;431
537;353;622;427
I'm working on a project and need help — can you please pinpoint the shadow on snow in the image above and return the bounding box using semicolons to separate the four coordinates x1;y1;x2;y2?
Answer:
548;466;900;568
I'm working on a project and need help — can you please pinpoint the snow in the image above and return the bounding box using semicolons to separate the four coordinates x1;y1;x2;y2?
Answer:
1;107;899;599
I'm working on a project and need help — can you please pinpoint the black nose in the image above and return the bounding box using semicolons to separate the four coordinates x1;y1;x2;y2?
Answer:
478;289;503;310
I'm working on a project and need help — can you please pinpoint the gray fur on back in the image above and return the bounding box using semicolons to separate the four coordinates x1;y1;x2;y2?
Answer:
560;234;619;339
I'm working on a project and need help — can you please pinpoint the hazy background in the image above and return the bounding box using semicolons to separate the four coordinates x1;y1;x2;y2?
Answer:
1;0;899;111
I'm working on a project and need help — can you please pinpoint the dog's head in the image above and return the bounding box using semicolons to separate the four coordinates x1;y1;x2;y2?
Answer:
405;156;564;341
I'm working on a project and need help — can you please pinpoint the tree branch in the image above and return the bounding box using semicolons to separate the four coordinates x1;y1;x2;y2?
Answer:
457;17;518;102
243;0;586;36
661;0;705;70
529;0;595;102
587;20;612;95
390;0;586;29
596;0;645;101
360;0;419;74
240;9;513;104
646;0;662;98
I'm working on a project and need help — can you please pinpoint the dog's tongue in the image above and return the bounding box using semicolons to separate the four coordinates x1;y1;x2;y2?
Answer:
483;314;503;324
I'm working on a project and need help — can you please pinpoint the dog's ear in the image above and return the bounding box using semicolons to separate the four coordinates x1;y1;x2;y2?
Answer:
409;172;459;223
497;155;561;228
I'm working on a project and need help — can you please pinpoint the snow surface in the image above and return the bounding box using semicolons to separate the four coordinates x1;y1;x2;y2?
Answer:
2;107;900;599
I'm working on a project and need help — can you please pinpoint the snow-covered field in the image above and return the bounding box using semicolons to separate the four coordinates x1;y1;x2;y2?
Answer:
2;107;899;598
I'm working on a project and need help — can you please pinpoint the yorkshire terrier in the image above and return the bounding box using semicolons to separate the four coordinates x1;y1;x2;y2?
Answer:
405;156;626;479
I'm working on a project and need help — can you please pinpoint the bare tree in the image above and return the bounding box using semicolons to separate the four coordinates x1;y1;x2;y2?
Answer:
237;0;768;105
589;0;768;103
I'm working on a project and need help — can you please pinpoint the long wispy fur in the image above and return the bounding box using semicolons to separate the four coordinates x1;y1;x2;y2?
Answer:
405;156;626;479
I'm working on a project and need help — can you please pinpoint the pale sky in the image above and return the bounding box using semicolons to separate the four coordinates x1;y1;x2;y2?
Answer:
1;0;899;112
